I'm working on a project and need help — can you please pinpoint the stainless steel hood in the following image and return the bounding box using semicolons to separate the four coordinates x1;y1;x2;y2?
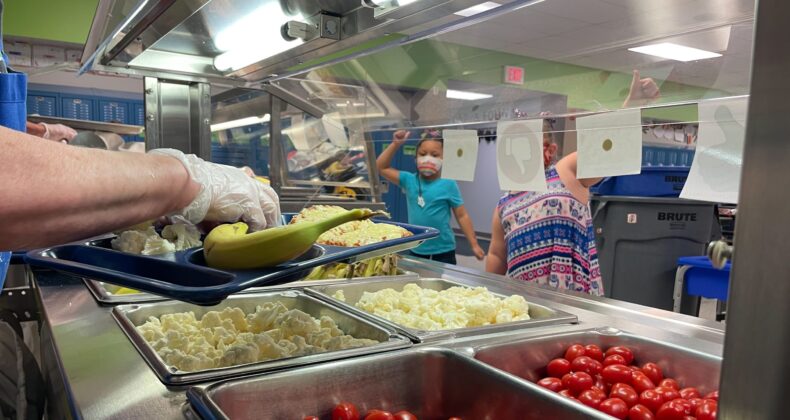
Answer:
81;0;531;84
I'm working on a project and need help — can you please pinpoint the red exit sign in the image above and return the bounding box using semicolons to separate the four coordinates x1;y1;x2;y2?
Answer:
504;65;525;85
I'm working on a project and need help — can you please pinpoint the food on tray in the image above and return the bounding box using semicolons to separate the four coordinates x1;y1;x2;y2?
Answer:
304;254;400;280
111;223;201;255
136;302;378;372
290;205;411;247
203;208;385;270
536;344;719;420
331;282;530;330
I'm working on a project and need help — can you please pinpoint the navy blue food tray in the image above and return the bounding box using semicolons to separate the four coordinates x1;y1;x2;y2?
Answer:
25;219;437;306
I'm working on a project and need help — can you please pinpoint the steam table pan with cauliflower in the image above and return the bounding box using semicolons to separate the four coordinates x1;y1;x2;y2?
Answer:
24;211;438;306
112;289;411;385
306;278;578;343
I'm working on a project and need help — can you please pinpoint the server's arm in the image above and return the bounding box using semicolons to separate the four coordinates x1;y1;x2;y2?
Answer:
0;126;279;250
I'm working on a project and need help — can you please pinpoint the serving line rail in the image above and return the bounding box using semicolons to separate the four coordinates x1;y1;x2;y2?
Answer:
34;257;725;419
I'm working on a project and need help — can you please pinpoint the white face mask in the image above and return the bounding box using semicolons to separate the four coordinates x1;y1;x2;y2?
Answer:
417;155;442;177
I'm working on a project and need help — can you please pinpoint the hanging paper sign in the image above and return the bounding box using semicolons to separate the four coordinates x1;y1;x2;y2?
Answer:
577;108;643;179
441;130;479;182
496;119;547;192
680;97;747;204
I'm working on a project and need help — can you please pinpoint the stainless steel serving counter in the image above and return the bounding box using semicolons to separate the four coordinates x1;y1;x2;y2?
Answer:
34;257;726;419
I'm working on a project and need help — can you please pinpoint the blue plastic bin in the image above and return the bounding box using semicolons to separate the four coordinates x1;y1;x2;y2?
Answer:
677;256;730;301
592;167;691;197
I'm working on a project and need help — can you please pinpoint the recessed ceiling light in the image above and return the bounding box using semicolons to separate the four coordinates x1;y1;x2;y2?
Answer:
628;42;722;62
446;89;493;101
454;1;501;17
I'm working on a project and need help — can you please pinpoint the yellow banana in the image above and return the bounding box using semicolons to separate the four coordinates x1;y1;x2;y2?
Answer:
203;208;384;270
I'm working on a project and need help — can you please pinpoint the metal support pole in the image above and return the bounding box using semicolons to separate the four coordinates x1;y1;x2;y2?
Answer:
144;77;211;160
363;134;383;203
718;0;790;418
268;95;288;193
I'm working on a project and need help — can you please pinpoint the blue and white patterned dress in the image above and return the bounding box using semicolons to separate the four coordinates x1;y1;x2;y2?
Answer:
497;166;603;296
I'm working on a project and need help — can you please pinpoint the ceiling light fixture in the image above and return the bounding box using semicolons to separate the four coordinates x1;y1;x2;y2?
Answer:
213;3;304;71
446;89;493;101
454;1;501;17
210;115;271;132
628;42;722;62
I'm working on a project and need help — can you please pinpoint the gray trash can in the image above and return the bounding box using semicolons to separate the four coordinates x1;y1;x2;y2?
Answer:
591;196;721;311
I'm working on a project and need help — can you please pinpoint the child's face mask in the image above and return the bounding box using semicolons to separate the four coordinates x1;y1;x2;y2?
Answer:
417;155;442;177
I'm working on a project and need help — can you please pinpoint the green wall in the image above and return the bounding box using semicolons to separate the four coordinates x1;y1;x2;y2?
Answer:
3;0;99;44
307;37;725;118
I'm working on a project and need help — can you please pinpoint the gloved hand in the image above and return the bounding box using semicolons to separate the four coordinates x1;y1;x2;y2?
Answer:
149;149;281;231
41;123;78;142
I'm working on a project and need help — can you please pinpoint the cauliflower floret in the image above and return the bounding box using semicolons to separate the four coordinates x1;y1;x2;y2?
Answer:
332;290;346;302
111;230;148;254
161;224;202;250
274;309;320;338
218;342;259;367
247;302;288;333
219;307;249;332
252;332;291;360
141;229;176;255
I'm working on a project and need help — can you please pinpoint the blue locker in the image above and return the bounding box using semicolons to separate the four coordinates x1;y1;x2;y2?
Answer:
27;91;58;116
371;130;418;224
98;100;129;124
61;96;94;120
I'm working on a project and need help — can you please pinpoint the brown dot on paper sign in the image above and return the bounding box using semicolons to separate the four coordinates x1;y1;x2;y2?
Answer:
602;139;613;151
457;148;464;157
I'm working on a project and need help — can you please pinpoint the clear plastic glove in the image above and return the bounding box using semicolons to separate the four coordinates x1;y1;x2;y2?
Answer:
41;123;78;142
149;149;281;231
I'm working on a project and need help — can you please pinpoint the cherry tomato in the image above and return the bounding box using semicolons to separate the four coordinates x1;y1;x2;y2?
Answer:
448;418;462;420
567;372;594;395
546;358;572;378
679;387;700;400
631;371;657;394
599;397;629;419
695;399;718;420
639;389;665;413
537;377;564;392
641;363;664;385
656;399;691;420
333;402;360;420
304;417;320;420
584;344;604;362
687;397;705;412
578;388;606;409
571;356;603;376
654;386;681;403
561;373;573;389
658;379;680;390
593;375;610;394
629;404;656;420
565;344;587;361
558;389;574;398
683;417;696;420
604;354;627;367
601;364;633;385
393;411;417;420
605;346;634;365
364;410;394;420
673;398;693;414
609;383;639;407
704;390;719;401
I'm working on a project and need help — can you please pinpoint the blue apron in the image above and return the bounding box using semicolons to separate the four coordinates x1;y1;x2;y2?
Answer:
0;43;29;288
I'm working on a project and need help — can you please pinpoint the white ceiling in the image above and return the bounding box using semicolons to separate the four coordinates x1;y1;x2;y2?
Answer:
431;0;755;95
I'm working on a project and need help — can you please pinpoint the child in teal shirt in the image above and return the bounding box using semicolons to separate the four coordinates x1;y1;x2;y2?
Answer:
376;129;485;264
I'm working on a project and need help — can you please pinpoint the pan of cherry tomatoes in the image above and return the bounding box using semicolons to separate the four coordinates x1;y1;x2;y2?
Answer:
535;344;718;420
